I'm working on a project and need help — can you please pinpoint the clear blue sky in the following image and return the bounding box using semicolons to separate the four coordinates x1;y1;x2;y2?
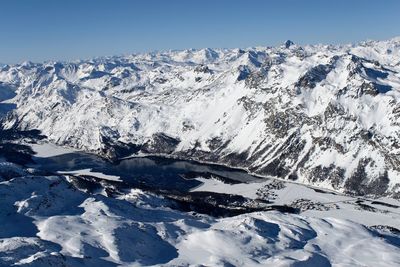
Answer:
1;0;399;63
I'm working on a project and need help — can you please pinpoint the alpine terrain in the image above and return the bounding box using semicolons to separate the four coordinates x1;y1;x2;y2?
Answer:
0;38;399;266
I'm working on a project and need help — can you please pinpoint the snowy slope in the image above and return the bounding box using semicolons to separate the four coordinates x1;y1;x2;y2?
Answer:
0;128;399;266
1;38;400;197
0;161;399;266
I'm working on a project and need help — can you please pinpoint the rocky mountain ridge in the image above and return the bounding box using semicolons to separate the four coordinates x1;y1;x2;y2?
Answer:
1;37;400;197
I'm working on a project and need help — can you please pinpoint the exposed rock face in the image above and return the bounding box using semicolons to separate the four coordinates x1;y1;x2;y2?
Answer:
284;40;295;48
1;38;400;197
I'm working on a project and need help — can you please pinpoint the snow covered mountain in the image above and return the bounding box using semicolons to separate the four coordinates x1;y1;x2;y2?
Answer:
1;37;400;197
0;153;399;266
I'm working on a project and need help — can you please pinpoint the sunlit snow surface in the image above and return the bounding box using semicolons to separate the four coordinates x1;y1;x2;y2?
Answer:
0;145;399;266
1;37;400;266
1;37;400;196
29;143;76;158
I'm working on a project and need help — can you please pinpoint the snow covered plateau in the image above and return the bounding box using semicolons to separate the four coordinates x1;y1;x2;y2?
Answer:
0;38;400;266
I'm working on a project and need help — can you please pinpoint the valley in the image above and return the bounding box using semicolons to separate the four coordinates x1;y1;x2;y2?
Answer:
1;37;400;266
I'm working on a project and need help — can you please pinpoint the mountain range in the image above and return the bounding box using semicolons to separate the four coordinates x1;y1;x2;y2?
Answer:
1;37;400;198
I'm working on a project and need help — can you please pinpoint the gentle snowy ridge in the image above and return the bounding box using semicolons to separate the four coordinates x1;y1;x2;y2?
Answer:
0;164;399;266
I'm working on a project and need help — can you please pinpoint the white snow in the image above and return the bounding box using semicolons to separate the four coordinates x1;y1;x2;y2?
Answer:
57;168;121;182
0;168;399;266
1;37;400;195
30;143;76;158
192;176;400;228
1;37;400;266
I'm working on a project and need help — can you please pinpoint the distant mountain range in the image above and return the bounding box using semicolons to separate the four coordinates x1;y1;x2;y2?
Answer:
1;37;400;197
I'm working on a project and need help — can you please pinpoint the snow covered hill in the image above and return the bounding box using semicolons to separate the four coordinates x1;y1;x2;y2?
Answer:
0;120;399;266
0;160;399;266
1;37;400;197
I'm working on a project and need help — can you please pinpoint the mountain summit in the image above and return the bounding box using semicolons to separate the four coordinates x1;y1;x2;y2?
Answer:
1;37;400;197
284;39;295;48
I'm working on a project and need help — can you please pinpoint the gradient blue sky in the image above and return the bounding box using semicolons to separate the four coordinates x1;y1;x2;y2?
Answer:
1;0;399;63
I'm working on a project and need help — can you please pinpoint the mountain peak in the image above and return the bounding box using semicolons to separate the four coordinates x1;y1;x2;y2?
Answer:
0;37;399;198
284;40;295;48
